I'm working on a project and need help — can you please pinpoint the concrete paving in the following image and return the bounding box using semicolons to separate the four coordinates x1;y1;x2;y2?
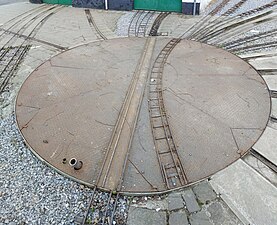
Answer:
263;75;277;91
272;98;277;118
248;56;277;70
253;126;277;166
192;180;217;204
0;0;27;6
182;189;201;213
126;207;166;225
169;211;189;225
167;193;184;211
210;159;277;225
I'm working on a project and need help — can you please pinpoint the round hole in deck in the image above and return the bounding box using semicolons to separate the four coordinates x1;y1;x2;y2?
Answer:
69;158;76;166
15;38;270;194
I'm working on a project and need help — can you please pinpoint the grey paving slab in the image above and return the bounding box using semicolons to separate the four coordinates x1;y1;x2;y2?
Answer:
248;56;277;70
0;2;38;26
243;154;277;187
206;200;243;225
272;98;277;119
0;0;27;6
239;50;277;60
182;189;200;213
192;181;217;204
189;211;213;225
35;7;100;48
263;75;277;91
126;207;166;225
210;159;277;225
253;126;277;166
169;211;189;225
167;193;184;211
160;14;200;38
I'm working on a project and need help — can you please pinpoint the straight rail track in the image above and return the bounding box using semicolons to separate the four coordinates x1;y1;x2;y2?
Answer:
222;28;277;49
96;38;155;191
249;148;277;173
79;188;124;225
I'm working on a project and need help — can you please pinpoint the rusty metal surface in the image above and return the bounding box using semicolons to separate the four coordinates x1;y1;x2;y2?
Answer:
16;38;270;193
163;40;270;183
16;38;147;187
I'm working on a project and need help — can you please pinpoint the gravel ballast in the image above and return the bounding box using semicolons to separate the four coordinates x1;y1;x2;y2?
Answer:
0;115;93;224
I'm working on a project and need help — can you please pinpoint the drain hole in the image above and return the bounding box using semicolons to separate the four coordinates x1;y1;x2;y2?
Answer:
69;158;76;166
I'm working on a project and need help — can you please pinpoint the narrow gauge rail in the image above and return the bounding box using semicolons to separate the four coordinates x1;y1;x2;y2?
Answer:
0;5;57;55
181;0;232;39
195;10;274;44
0;4;47;29
222;28;277;50
148;38;188;189
149;12;170;36
271;90;277;98
128;11;155;37
85;9;107;40
80;188;123;225
96;38;155;191
221;0;249;16
230;40;277;53
0;5;63;93
191;7;275;43
249;148;277;173
188;0;277;42
209;0;232;16
79;38;156;225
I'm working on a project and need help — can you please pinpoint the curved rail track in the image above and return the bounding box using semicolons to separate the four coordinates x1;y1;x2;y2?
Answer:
186;0;277;42
0;4;48;29
85;9;107;41
128;11;156;37
149;12;170;36
148;38;188;189
222;28;277;50
0;5;64;93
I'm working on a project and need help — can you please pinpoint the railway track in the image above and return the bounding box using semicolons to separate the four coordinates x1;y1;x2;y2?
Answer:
96;37;156;191
148;38;188;189
78;188;128;225
270;90;277;98
230;40;277;53
0;5;63;93
85;9;107;41
79;38;157;225
128;11;156;37
249;148;277;173
188;0;277;42
192;8;274;43
209;0;232;16
0;5;57;50
182;0;234;39
222;28;277;50
149;12;170;36
221;0;249;16
0;4;48;29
